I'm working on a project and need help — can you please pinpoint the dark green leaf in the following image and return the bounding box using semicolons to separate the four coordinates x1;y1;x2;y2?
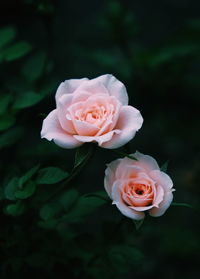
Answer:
5;201;25;216
0;114;15;131
15;180;36;199
3;41;32;61
40;202;61;221
0;94;12;114
21;51;47;81
84;190;110;202
0;126;24;149
160;160;169;173
65;195;106;220
18;164;40;188
0;26;16;49
4;177;19;200
36;167;69;184
109;245;143;272
13;91;44;109
74;144;94;168
59;189;79;211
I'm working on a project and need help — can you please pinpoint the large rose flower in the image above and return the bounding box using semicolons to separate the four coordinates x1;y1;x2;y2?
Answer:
41;74;143;149
104;151;175;220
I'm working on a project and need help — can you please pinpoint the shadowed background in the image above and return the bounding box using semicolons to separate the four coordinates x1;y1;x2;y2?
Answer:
0;0;199;278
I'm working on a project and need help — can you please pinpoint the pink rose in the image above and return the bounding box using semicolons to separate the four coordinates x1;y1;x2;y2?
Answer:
41;74;143;149
104;151;175;220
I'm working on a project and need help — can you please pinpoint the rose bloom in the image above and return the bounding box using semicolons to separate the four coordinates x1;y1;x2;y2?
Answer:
104;151;175;220
41;74;143;149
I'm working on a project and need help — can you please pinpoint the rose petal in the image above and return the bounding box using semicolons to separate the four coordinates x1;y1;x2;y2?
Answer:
150;170;174;191
74;129;121;145
101;106;143;149
153;184;164;206
41;109;82;149
116;165;144;180
55;78;88;104
72;119;100;136
112;181;145;220
149;191;173;217
92;74;129;105
104;159;122;198
74;79;109;96
57;94;76;134
132;151;160;172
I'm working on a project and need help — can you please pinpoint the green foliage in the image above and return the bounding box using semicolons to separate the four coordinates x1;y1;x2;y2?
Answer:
21;51;47;82
36;167;69;184
0;26;16;49
74;143;94;168
2;41;32;61
5;201;25;216
13;91;45;109
0;126;24;149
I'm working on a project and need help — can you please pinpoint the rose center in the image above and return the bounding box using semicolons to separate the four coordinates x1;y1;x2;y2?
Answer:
135;188;144;195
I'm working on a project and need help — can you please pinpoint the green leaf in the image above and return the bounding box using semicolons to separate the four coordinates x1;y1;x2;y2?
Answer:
4;177;19;200
65;195;106;220
74;143;94;168
36;167;69;184
0;26;16;49
13;91;44;109
5;201;25;216
3;41;32;61
133;219;144;230
0;126;24;149
0;94;12;114
21;51;47;81
40;202;61;221
18;164;40;188
0;114;16;131
84;190;110;202
59;189;79;211
160;160;169;173
109;245;143;273
15;180;36;199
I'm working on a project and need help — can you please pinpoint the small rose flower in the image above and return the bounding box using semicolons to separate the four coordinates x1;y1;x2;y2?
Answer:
41;74;143;149
104;151;175;220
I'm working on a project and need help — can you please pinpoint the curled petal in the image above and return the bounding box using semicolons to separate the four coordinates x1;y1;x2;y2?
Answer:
101;106;143;149
91;74;129;105
104;159;122;198
150;170;174;191
74;129;121;145
132;151;160;172
41;110;82;149
57;94;76;134
112;181;145;220
55;78;88;104
149;191;173;217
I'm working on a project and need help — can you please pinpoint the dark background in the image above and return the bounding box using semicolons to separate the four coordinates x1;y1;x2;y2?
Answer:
0;0;199;278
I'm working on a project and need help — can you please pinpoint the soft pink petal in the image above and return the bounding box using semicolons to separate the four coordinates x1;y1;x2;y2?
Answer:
149;191;173;217
41;109;82;149
116;165;144;180
91;74;129;105
72;119;100;136
104;159;122;198
74;79;109;96
55;78;88;104
72;91;92;103
153;184;164;206
130;204;154;211
150;170;174;191
132;151;160;173
57;94;76;134
101;106;143;149
74;129;121;145
112;181;145;220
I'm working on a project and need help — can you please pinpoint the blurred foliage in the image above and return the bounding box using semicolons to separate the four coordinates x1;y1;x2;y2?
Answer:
0;0;200;278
